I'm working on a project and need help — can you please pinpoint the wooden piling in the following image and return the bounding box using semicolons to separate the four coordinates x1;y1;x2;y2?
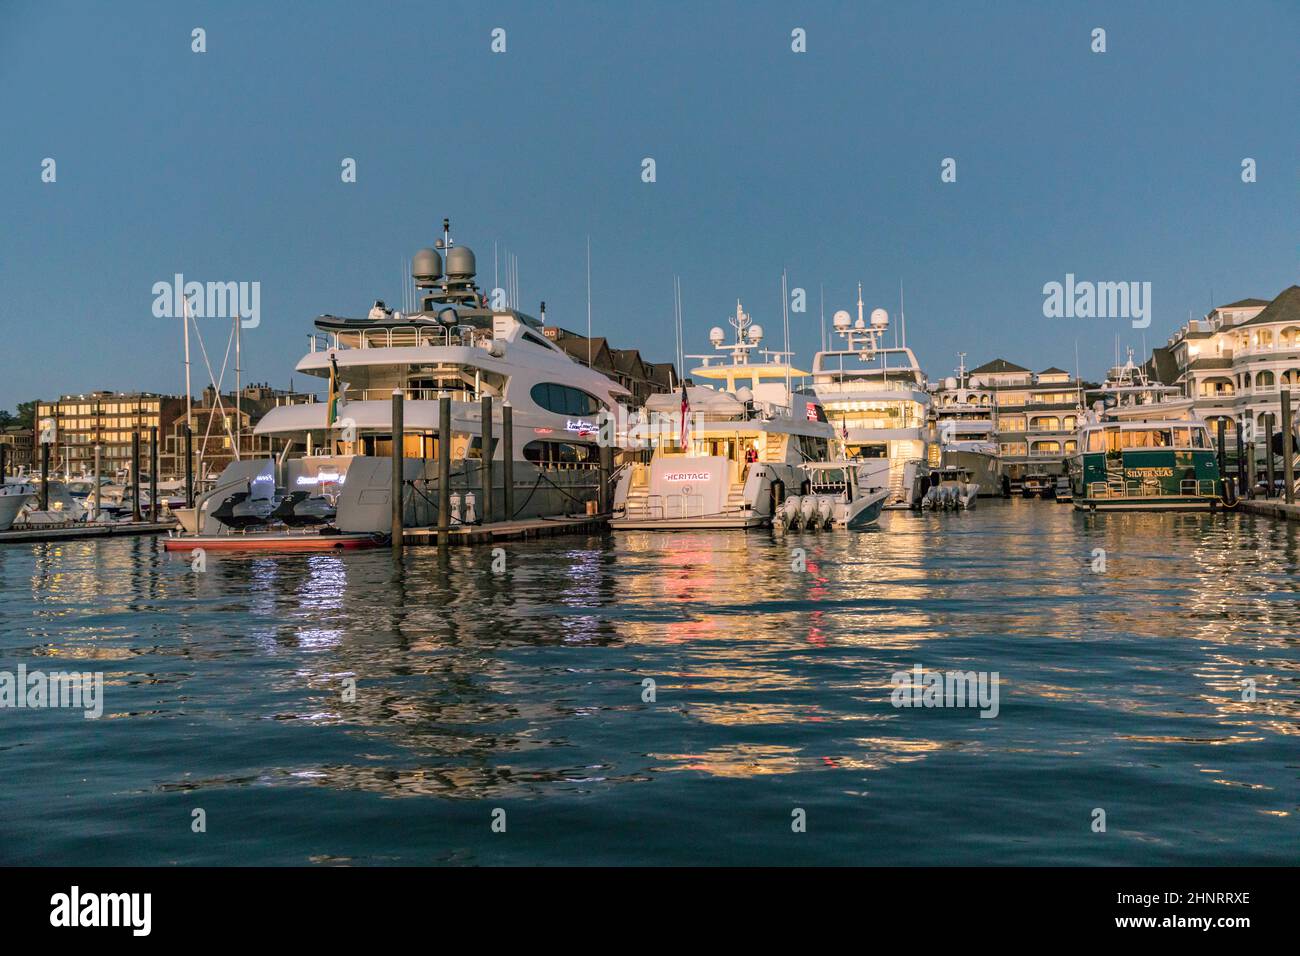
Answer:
392;390;404;558
149;425;159;522
1265;414;1276;498
502;403;514;521
437;395;451;547
598;444;612;514
480;394;493;524
1282;389;1294;505
93;445;102;520
39;440;50;511
131;431;141;521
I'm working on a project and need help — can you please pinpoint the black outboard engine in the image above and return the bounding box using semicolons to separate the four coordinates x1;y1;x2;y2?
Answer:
211;491;274;530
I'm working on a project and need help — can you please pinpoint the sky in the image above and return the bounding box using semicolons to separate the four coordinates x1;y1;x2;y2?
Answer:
1;0;1296;410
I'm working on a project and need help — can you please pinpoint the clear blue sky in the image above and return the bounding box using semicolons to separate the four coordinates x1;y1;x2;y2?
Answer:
2;0;1296;410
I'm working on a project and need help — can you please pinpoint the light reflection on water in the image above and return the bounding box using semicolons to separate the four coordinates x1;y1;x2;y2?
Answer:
0;500;1297;865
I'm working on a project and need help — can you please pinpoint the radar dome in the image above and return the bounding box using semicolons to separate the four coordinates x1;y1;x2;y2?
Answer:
748;324;763;341
445;246;477;279
944;377;958;390
832;310;851;329
709;326;725;344
870;308;889;328
412;248;443;282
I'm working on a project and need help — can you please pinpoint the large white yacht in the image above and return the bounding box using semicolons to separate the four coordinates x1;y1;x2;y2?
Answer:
251;220;632;523
610;301;837;529
809;286;937;508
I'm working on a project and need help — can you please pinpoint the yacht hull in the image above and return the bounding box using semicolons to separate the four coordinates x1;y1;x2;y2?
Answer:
609;514;767;530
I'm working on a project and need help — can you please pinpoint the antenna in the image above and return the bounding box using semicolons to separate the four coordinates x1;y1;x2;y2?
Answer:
819;283;825;353
899;279;907;350
782;268;791;399
586;235;592;366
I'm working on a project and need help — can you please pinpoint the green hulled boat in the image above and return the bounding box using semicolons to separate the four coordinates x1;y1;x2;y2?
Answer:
1070;353;1223;512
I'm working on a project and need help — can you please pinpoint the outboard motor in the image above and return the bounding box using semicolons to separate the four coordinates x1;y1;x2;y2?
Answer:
769;477;786;518
464;491;477;525
815;495;835;528
782;494;802;530
799;495;817;529
449;493;462;526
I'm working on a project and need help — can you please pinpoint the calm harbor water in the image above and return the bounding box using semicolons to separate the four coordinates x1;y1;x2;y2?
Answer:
1;500;1296;866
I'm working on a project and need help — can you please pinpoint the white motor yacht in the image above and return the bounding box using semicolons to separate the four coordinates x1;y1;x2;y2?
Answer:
809;285;937;508
611;301;835;530
251;219;632;527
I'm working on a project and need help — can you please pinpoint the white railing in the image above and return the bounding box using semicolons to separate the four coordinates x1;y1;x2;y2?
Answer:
308;327;476;352
1086;479;1215;499
813;380;923;395
353;387;477;403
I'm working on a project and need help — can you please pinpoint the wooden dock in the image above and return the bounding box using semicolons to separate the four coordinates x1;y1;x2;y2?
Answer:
1238;499;1300;522
0;520;177;544
401;514;608;545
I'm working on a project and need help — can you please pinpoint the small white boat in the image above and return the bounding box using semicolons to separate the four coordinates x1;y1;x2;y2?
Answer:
773;460;891;531
922;467;979;510
0;480;37;531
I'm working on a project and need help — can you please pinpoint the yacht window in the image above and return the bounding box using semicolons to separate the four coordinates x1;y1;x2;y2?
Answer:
530;382;603;416
522;440;595;465
521;331;558;352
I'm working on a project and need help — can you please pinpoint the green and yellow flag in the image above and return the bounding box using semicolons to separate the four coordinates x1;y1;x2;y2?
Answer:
326;352;341;428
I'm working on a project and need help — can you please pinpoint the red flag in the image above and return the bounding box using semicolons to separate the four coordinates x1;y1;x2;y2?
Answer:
679;383;690;447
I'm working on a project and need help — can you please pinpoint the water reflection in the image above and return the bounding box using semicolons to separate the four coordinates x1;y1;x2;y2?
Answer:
1;500;1298;861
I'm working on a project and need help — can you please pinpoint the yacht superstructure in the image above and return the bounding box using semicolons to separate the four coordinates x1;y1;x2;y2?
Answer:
611;301;835;529
809;286;936;508
252;220;632;523
1069;350;1221;511
932;353;1003;496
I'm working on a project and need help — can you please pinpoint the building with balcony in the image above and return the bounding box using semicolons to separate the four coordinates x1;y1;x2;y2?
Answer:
1160;287;1300;441
964;359;1088;479
0;426;34;474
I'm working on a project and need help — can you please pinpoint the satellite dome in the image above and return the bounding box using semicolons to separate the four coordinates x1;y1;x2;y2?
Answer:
870;308;889;328
709;326;725;344
832;310;851;329
445;246;476;279
412;248;443;282
944;377;957;390
748;324;763;342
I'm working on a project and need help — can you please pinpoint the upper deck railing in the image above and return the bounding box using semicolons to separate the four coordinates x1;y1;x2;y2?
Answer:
308;326;494;352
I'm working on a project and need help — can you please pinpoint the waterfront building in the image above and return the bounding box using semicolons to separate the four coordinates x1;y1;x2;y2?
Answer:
161;383;316;479
1160;287;1300;442
965;360;1087;481
0;426;34;473
541;326;676;405
34;392;187;477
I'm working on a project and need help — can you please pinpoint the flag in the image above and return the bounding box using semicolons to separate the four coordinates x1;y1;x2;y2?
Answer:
679;382;690;447
326;351;341;428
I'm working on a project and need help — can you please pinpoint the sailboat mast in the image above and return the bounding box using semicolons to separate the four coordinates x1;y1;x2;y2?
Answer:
234;310;242;460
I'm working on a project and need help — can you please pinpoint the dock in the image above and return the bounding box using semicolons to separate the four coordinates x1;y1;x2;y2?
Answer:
0;520;177;544
1238;499;1300;522
401;514;608;545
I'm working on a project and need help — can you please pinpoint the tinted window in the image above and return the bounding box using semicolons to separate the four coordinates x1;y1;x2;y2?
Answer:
522;440;595;464
530;382;602;416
